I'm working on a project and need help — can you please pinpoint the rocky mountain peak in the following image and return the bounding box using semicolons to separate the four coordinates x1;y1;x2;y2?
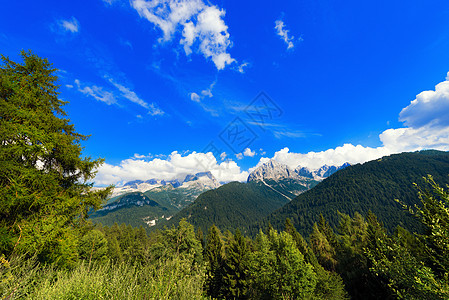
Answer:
247;160;299;182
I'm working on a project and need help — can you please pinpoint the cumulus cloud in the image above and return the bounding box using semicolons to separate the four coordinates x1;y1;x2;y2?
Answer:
275;19;300;50
399;76;449;128
243;147;256;157
60;17;79;33
95;151;248;185
270;145;391;170
131;0;235;70
262;72;449;169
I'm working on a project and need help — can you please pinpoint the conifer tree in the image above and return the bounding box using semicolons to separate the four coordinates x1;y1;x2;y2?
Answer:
284;218;309;256
204;225;224;298
222;229;250;299
0;51;111;267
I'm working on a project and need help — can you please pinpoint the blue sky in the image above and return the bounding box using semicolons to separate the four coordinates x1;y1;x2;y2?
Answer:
2;0;449;185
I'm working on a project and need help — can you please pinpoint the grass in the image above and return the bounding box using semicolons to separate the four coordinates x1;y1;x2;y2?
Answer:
1;255;208;300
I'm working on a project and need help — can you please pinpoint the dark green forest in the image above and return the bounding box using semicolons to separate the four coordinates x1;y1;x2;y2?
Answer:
158;181;292;234
2;52;449;299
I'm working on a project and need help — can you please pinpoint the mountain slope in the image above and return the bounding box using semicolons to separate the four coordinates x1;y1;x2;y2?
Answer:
90;192;175;228
159;181;292;234
259;150;449;236
247;160;320;197
90;172;221;230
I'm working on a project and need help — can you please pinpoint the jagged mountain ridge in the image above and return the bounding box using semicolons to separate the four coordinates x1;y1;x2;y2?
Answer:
248;160;350;183
111;171;221;198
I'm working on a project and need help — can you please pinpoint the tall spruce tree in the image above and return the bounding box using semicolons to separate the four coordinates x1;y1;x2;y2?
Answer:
222;229;250;299
205;224;224;298
0;51;111;267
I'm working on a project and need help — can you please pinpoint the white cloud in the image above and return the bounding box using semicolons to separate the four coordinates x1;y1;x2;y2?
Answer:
75;77;164;116
75;79;116;105
133;153;147;159
95;151;248;185
131;0;235;70
270;145;391;170
220;152;227;160
275;19;300;50
262;72;449;169
189;80;215;103
237;62;249;74
235;153;243;160
243;147;256;157
147;103;165;116
65;84;74;89
399;78;449;128
107;77;151;109
379;125;449;153
60;17;79;33
190;92;201;102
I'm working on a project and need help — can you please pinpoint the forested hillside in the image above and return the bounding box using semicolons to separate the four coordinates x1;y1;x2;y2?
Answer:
159;181;292;234
89;192;176;229
261;150;449;236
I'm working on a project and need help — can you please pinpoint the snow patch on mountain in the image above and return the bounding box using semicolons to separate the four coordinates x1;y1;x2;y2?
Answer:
247;160;302;182
248;160;350;183
111;171;221;197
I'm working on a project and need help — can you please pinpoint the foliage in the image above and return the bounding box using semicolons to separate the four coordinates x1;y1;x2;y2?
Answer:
3;51;449;298
149;219;203;266
366;176;449;299
250;229;317;299
78;229;108;264
0;51;112;267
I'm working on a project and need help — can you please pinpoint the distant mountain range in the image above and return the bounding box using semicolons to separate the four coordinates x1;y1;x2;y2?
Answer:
111;171;220;198
248;160;350;182
153;161;348;232
90;171;221;229
90;160;351;231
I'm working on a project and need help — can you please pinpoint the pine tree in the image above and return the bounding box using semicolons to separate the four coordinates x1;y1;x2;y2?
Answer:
0;51;111;267
222;229;250;299
284;218;308;256
204;225;224;298
310;223;337;271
